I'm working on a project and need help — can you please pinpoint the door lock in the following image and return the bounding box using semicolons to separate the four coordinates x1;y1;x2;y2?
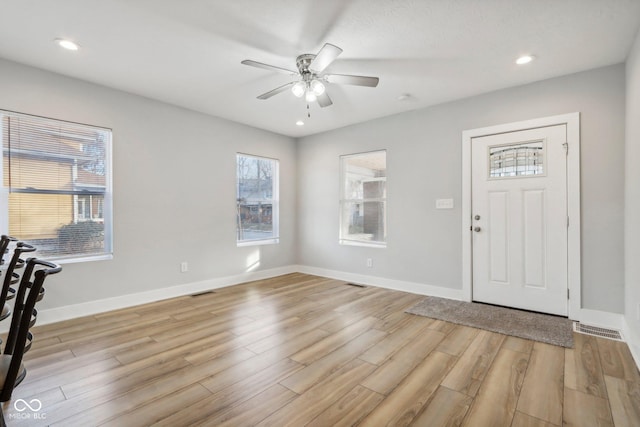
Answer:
474;215;481;220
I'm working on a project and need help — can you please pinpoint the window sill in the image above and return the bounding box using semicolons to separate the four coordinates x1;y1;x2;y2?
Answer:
52;253;114;265
339;240;386;249
237;238;280;247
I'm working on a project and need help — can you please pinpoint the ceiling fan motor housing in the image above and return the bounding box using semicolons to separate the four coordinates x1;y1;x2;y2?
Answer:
296;54;317;80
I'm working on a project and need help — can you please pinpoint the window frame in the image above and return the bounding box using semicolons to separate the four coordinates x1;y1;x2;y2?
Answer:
0;110;113;263
339;150;387;248
236;153;279;247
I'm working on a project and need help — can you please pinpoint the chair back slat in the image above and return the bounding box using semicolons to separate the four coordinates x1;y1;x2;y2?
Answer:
0;243;36;322
0;235;17;265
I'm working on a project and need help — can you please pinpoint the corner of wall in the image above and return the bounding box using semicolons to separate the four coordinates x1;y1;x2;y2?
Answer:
623;318;640;370
624;26;640;372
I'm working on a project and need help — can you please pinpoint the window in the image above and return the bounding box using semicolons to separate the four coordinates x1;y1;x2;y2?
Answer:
489;141;544;178
1;111;112;261
340;150;387;247
236;153;279;245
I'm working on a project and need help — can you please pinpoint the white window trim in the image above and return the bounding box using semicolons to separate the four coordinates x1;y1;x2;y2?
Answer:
340;239;386;249
236;153;279;246
237;238;279;247
0;110;113;262
339;150;387;248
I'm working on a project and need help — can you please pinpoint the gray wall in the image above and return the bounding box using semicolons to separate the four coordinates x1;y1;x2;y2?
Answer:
298;64;626;314
625;29;640;357
0;58;298;310
0;57;628;317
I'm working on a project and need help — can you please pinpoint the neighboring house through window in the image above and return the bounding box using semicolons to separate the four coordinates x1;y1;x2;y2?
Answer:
340;150;387;247
0;111;113;261
236;153;279;245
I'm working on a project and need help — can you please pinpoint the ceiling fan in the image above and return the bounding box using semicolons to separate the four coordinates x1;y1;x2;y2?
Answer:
241;43;379;108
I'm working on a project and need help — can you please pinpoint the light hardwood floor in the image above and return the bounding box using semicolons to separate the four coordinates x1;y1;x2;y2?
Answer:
2;273;639;426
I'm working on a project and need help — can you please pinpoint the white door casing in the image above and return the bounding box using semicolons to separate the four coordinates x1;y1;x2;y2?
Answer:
471;125;567;315
462;113;581;319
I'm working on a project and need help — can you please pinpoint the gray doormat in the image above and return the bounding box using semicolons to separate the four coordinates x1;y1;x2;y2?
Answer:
406;296;574;348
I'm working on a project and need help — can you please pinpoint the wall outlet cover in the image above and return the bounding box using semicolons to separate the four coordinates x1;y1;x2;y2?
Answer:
435;198;454;209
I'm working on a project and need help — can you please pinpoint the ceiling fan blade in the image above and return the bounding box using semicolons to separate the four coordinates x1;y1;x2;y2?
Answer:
257;82;296;100
325;74;379;87
309;43;343;72
317;92;333;108
241;60;297;75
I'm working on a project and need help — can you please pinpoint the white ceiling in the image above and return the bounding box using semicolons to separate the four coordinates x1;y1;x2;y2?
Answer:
1;0;639;138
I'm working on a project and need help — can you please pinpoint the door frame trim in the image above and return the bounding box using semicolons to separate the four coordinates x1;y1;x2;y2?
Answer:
461;113;581;319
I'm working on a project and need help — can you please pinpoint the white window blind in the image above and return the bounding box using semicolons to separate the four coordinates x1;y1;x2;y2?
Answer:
1;111;112;260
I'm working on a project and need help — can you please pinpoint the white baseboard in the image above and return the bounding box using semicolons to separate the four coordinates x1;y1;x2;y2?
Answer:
622;318;640;371
577;308;625;331
577;309;640;371
28;265;298;329
296;265;464;301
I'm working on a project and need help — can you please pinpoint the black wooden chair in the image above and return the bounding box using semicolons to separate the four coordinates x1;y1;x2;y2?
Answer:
0;258;61;402
0;243;36;322
0;235;17;265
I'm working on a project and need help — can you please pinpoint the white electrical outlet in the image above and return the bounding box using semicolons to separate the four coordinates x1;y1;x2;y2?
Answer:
180;261;188;273
366;258;373;268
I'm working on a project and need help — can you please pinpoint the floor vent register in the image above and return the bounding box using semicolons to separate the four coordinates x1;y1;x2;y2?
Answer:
573;322;623;341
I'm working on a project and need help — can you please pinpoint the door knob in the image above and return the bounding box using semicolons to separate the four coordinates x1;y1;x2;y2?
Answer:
474;227;481;232
474;215;481;220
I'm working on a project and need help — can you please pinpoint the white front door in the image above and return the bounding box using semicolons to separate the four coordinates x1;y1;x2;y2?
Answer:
471;124;568;316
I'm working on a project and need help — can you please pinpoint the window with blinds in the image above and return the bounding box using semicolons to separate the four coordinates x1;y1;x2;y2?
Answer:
1;111;112;260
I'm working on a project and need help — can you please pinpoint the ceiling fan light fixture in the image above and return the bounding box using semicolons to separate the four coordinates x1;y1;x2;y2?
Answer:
242;42;378;109
310;80;325;96
305;91;317;103
291;81;306;97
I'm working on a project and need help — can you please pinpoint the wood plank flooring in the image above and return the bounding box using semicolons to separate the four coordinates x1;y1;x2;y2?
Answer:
2;273;639;426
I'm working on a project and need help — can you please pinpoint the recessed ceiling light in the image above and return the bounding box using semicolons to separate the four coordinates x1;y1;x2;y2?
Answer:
55;38;80;51
516;55;534;65
296;120;304;126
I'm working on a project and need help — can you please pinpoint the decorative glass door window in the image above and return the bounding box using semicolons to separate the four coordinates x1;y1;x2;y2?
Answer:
489;141;544;178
